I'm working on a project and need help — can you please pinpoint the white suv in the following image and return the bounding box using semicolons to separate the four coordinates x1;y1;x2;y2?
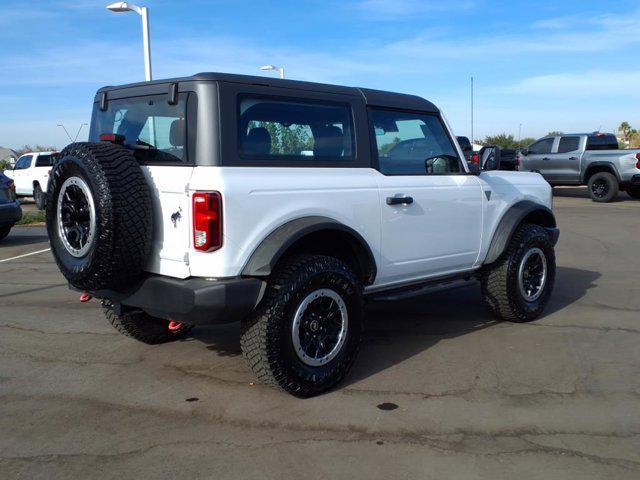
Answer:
45;73;559;397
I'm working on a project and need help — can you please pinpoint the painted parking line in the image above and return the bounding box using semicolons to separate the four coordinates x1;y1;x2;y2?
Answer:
0;248;51;264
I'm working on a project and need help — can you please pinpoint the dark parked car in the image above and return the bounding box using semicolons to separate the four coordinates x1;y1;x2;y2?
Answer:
477;146;518;171
0;171;22;241
456;136;477;166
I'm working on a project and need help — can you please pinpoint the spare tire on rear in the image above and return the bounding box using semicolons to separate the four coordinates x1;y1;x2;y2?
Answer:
45;142;152;291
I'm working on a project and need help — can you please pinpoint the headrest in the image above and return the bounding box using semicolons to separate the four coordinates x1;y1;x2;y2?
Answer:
313;125;344;157
170;119;185;147
243;127;272;156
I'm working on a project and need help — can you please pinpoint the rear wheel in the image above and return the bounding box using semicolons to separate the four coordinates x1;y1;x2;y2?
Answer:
588;172;618;202
480;224;556;322
102;301;194;344
627;186;640;199
0;226;11;242
34;184;45;210
240;254;363;397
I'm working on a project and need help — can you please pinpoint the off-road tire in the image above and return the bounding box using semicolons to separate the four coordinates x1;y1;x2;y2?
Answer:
45;142;152;291
102;301;194;344
0;226;11;242
34;184;46;210
588;172;618;203
626;186;640;199
240;254;363;398
480;223;556;322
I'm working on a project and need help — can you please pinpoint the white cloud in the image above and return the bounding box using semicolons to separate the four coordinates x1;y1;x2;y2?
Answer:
497;70;640;97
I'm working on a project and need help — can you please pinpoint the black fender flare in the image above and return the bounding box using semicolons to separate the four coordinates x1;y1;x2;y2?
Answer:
581;162;621;184
484;201;557;265
241;216;377;284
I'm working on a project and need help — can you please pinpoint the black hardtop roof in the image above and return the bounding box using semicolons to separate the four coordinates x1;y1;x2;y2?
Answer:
96;72;439;113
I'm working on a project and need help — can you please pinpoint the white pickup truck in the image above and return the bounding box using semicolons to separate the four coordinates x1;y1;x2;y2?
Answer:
4;151;58;209
45;73;559;397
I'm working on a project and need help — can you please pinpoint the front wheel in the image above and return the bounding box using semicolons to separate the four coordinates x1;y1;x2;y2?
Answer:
480;224;556;322
34;184;45;210
240;255;363;398
588;172;619;202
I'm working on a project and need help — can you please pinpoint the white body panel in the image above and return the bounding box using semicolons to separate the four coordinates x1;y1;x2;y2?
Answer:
142;162;552;293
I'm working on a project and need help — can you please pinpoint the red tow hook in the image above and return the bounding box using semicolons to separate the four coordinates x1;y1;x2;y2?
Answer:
79;292;92;303
168;320;184;332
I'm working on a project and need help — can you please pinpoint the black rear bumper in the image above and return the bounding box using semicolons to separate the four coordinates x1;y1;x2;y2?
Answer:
83;275;266;325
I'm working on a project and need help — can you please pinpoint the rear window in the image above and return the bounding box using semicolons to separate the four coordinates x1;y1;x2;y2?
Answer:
558;136;580;153
238;96;355;161
586;134;618;151
90;93;193;164
35;154;58;167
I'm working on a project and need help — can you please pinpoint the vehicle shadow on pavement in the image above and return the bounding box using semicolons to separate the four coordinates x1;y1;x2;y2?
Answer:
0;232;49;248
343;266;599;387
186;266;599;384
545;266;600;315
553;186;635;202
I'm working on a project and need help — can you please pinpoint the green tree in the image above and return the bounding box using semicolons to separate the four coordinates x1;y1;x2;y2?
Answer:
618;122;637;145
378;137;401;156
479;134;536;149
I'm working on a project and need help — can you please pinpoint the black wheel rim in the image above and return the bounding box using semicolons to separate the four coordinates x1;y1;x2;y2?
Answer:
56;177;96;257
518;247;547;302
591;179;609;198
292;289;348;366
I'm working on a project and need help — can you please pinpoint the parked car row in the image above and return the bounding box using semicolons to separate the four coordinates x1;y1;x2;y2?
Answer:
3;151;59;209
0;171;22;242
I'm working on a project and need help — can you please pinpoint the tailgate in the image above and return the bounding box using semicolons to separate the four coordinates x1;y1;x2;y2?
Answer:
142;165;195;279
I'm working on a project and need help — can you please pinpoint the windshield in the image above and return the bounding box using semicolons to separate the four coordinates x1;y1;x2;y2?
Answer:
90;93;192;163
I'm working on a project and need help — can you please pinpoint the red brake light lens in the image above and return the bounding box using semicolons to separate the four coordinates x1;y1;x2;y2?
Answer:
472;153;478;166
7;180;15;191
99;133;125;144
192;192;222;252
636;153;640;169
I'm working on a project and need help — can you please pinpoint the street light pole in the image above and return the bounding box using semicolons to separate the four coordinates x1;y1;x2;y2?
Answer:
259;65;285;79
106;2;152;81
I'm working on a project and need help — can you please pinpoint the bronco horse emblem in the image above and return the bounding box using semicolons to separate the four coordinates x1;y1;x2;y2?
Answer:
171;207;182;228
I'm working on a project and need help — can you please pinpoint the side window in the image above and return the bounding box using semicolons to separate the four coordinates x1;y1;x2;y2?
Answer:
35;154;58;167
370;109;460;175
528;138;554;155
557;136;580;154
238;96;354;161
15;156;32;169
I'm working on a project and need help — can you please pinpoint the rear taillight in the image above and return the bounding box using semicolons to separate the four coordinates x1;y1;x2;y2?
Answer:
7;180;15;191
192;191;222;252
636;153;640;169
472;153;478;166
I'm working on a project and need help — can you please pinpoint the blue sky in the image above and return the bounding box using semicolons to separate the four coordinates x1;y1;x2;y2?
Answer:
1;0;639;149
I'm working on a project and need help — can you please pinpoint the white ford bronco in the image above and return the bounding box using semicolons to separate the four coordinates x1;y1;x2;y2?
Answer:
46;73;559;397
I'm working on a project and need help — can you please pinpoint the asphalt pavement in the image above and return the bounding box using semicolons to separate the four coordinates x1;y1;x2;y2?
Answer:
1;187;639;479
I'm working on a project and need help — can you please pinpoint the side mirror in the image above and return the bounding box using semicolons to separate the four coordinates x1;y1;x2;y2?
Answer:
520;148;529;156
479;146;501;171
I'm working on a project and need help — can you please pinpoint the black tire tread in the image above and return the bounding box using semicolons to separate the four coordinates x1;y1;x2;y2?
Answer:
588;171;619;203
46;142;152;291
480;223;555;323
240;254;363;397
102;301;193;344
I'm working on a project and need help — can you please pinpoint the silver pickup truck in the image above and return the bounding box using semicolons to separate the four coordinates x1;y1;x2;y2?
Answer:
518;133;640;202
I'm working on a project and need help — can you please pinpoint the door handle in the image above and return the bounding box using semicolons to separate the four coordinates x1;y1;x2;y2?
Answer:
569;156;579;160
542;157;551;161
386;195;414;206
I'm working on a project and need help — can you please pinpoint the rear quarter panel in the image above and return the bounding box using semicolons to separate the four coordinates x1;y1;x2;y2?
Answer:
187;167;381;279
582;150;640;182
